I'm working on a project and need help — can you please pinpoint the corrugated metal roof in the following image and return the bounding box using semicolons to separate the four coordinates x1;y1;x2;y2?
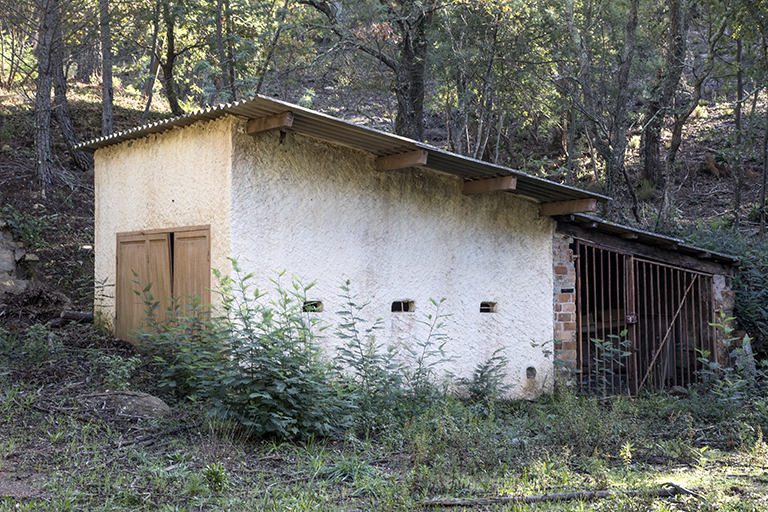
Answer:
77;95;609;205
561;214;739;265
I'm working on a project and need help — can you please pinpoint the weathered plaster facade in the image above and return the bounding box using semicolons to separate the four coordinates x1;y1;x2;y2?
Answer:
94;116;558;398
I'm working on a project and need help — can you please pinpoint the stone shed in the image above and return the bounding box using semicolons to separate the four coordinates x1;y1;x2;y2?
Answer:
79;96;609;398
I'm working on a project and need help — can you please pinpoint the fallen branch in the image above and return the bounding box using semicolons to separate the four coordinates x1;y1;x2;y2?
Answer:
417;483;700;507
50;310;94;327
116;423;202;447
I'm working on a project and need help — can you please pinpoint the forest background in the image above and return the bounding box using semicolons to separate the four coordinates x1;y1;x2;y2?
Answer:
2;0;768;346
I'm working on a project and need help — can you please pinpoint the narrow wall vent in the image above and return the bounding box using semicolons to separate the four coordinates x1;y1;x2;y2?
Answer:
391;300;415;313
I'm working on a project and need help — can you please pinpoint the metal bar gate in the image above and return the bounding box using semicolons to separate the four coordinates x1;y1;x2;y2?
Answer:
575;240;717;394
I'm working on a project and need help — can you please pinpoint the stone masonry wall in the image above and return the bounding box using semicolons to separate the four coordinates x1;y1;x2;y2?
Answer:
553;233;578;372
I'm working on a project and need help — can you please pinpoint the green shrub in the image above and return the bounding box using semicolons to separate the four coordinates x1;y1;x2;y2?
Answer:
635;179;656;202
88;349;141;391
1;204;46;249
335;285;453;430
682;222;768;351
3;323;66;367
335;282;404;430
457;347;510;412
143;262;352;439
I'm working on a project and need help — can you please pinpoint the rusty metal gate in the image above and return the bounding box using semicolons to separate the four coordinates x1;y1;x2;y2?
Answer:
575;240;717;394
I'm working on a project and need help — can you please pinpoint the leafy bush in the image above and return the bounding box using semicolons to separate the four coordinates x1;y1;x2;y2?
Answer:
143;263;352;439
457;347;510;410
1;204;46;249
335;282;403;430
88;349;141;391
335;285;454;431
0;323;65;367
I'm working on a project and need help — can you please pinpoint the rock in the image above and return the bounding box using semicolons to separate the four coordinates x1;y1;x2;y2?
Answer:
669;385;689;397
112;392;172;419
0;247;15;273
79;391;172;419
0;276;28;295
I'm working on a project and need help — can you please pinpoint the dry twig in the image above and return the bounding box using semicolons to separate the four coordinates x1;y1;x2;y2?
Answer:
417;483;703;507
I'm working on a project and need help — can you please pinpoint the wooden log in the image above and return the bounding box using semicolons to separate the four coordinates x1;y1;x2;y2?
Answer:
50;310;94;327
61;310;94;322
540;198;598;216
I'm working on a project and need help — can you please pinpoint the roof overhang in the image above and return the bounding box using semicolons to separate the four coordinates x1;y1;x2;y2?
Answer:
77;96;609;208
556;214;739;270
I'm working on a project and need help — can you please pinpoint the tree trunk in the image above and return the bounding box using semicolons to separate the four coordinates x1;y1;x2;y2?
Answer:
761;42;768;238
566;0;638;207
52;1;93;172
255;0;289;96
566;106;576;185
99;0;113;136
225;0;235;97
733;38;743;228
34;0;57;194
392;11;432;140
761;87;768;237
215;0;230;101
640;0;690;187
160;2;184;117
141;1;162;125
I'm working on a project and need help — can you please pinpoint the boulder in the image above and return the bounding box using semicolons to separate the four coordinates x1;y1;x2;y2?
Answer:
79;391;172;419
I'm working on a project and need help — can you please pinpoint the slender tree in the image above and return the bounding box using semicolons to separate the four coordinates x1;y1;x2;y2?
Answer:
99;0;113;135
657;14;728;227
640;0;691;187
52;0;93;171
34;0;58;193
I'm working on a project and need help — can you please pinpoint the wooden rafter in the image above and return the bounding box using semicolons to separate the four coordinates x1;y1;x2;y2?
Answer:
375;150;428;171
462;176;517;195
246;111;294;135
540;198;598;217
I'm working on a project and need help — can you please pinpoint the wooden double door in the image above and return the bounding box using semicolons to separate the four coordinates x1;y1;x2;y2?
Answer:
115;226;210;343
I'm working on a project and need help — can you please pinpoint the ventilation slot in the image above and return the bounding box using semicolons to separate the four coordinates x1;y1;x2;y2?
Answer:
480;302;497;313
391;300;415;313
303;301;324;312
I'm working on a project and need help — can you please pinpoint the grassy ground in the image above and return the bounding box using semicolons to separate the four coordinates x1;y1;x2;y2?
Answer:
1;321;767;511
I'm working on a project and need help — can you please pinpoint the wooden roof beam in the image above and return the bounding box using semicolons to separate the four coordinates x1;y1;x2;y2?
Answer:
376;150;428;171
462;176;517;195
246;111;294;135
540;198;598;217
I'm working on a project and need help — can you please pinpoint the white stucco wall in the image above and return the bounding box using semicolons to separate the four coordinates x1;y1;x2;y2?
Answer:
94;115;558;397
230;124;556;398
94;117;235;327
